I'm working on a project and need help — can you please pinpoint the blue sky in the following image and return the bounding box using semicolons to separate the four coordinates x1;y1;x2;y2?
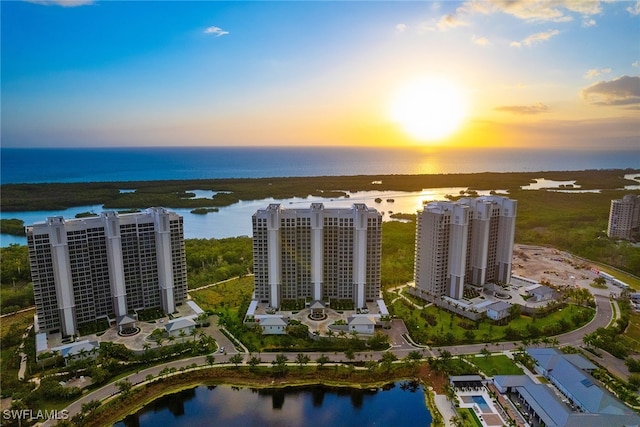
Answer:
2;0;639;149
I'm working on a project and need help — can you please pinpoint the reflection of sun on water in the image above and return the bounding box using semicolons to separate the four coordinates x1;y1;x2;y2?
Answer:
389;77;467;143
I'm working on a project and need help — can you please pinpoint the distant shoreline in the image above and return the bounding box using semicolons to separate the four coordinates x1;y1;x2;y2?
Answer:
2;169;639;213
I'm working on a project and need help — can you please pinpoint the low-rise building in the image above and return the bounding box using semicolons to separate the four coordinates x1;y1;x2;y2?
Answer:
347;316;375;334
165;317;196;337
493;348;640;426
525;284;554;302
485;301;512;321
259;316;287;335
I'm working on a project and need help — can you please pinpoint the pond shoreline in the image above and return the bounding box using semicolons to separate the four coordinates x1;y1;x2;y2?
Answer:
84;365;443;427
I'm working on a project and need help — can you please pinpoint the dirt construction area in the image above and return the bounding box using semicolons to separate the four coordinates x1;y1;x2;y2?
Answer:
511;244;617;297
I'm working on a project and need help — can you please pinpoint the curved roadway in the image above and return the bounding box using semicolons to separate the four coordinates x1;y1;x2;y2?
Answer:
43;294;614;425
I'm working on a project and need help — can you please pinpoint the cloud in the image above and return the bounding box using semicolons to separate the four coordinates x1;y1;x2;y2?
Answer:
395;23;407;33
633;61;639;68
584;68;611;79
510;29;560;47
581;75;640;106
627;1;640;15
204;26;229;37
461;0;601;22
494;103;549;114
25;0;93;6
436;13;468;30
439;0;608;34
471;35;490;46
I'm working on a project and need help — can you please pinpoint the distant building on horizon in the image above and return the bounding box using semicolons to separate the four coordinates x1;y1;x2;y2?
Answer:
251;203;381;309
607;194;640;240
414;196;517;299
27;208;187;337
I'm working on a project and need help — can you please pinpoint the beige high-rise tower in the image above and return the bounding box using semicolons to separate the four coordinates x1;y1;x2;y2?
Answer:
252;203;381;309
27;208;187;337
414;196;517;299
608;195;640;240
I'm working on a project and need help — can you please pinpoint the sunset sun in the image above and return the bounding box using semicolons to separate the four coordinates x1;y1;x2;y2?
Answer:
390;77;467;142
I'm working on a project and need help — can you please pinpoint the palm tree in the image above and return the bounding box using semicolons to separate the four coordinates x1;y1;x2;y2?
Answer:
316;354;330;369
295;353;310;368
248;356;262;372
229;353;243;367
206;354;216;366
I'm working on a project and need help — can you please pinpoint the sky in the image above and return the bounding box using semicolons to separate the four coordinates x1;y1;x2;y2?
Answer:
1;0;639;149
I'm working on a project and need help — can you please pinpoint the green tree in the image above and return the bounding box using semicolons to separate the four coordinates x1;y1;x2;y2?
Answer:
380;351;397;372
316;354;330;369
295;353;310;368
229;353;244;367
248;356;262;372
344;348;356;363
81;400;101;414
115;379;133;396
272;353;289;377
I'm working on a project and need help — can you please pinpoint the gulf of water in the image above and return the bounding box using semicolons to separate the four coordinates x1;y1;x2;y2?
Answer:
114;382;432;427
2;146;638;184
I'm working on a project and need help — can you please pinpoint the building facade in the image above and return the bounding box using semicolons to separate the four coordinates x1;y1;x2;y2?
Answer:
414;196;517;299
27;208;187;337
252;203;381;309
607;194;640;240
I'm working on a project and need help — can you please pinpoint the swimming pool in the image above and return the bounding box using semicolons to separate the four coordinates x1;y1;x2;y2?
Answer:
471;395;491;412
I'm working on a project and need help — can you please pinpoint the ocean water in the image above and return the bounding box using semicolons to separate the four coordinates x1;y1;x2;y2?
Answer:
2;146;638;184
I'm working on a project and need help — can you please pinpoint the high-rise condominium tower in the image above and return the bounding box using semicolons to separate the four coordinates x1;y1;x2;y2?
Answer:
414;196;517;299
608;195;640;240
252;203;381;309
27;208;187;337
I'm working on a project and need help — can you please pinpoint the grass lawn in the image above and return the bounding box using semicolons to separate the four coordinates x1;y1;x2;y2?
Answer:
389;297;594;345
469;354;523;376
190;276;253;311
456;407;483;427
624;311;640;349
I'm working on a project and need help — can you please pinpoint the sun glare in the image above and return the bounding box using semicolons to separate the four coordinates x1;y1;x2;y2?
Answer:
390;77;467;142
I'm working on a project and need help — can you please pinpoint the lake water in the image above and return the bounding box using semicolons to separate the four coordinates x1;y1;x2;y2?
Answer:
0;187;487;246
114;382;432;427
3;173;640;247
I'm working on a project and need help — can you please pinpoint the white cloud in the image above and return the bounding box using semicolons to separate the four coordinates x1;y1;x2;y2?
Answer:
494;102;549;115
627;1;640;16
633;61;639;68
395;23;407;33
436;13;468;30
584;68;611;79
443;0;605;28
204;26;229;37
511;29;560;47
582;75;640;106
471;35;490;46
25;0;93;7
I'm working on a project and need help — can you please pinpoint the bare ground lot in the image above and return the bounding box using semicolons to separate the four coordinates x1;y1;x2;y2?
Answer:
512;244;616;297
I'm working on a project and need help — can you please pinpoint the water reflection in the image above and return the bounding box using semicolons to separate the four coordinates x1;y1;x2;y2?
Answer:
115;382;431;427
1;188;473;246
0;186;518;247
